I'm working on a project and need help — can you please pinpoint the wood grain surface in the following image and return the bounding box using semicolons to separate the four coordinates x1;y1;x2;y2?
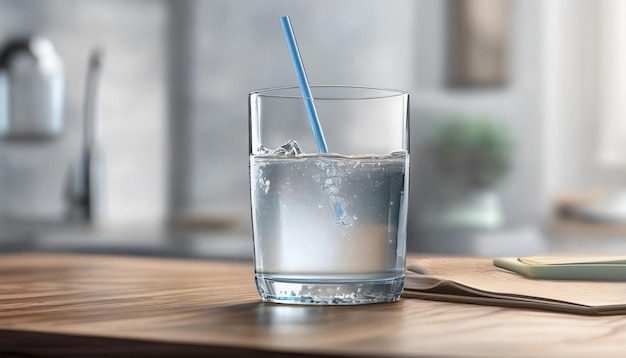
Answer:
1;253;626;357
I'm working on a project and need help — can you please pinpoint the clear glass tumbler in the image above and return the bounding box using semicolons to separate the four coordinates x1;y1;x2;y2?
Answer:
249;86;409;304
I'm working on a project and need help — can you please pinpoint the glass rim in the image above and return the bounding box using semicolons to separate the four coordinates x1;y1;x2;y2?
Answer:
249;85;408;100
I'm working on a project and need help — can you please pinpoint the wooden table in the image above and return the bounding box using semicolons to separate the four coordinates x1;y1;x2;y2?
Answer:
1;254;626;357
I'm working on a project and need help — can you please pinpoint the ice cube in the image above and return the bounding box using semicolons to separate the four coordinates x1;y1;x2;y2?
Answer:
271;139;302;156
257;146;272;155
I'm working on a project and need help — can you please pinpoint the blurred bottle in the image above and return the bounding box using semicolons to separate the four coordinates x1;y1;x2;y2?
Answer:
0;36;64;140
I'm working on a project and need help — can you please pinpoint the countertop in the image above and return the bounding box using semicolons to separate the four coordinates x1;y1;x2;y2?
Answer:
0;221;254;261
1;253;626;357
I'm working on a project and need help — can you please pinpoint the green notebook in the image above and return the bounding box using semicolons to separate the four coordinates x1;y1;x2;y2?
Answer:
493;256;626;281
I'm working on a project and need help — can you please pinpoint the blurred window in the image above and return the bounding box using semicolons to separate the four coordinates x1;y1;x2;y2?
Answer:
598;0;626;166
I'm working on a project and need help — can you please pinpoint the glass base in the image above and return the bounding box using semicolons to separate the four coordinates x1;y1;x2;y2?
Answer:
255;274;405;305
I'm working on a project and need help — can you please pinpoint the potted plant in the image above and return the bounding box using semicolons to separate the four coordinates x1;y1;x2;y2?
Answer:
427;115;513;228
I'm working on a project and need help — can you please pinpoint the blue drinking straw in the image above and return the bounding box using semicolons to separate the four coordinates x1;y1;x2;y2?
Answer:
280;15;328;154
280;16;348;224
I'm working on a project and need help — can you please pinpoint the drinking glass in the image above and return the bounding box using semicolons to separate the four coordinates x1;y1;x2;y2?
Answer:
249;85;409;304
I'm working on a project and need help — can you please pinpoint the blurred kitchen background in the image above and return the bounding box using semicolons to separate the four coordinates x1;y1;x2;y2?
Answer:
1;0;625;259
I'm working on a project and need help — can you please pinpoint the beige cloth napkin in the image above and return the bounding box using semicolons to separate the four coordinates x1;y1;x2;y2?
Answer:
402;257;626;316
